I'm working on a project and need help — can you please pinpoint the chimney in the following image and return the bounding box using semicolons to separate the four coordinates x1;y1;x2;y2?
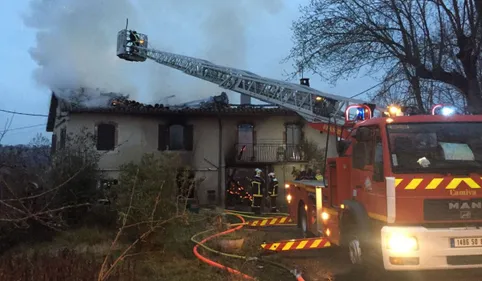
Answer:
300;78;310;87
240;94;251;105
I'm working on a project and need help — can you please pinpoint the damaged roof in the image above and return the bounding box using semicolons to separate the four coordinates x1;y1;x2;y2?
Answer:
47;90;297;132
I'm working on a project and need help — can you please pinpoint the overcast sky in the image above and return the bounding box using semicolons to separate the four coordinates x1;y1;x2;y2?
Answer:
0;0;377;145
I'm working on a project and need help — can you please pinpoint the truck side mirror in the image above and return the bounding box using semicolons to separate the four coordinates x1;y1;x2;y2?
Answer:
336;140;350;156
352;142;367;169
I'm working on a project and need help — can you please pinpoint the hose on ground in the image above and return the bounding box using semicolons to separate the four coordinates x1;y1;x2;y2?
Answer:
193;213;255;280
192;212;306;281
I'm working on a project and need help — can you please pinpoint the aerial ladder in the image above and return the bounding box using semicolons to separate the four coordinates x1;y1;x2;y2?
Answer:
115;28;376;132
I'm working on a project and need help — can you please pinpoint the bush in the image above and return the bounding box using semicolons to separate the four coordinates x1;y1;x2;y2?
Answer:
0;129;104;251
48;128;102;226
110;153;185;243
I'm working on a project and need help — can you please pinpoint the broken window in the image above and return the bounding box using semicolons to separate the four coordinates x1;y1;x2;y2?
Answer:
96;123;116;151
158;124;194;151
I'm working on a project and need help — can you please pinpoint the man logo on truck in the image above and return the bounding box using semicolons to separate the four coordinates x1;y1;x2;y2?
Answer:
448;201;482;210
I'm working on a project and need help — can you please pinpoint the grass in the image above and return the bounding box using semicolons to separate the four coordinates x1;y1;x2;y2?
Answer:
1;209;299;281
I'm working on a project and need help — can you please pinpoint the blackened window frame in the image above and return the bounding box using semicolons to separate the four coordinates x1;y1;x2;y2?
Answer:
96;122;117;151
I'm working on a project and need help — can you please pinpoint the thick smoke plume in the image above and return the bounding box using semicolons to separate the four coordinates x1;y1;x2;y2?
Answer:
24;0;283;106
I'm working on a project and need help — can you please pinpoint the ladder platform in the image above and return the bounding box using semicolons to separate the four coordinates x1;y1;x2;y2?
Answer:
261;237;331;252
245;216;294;227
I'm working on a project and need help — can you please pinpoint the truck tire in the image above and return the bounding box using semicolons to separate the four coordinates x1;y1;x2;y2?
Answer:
298;204;313;238
340;211;382;273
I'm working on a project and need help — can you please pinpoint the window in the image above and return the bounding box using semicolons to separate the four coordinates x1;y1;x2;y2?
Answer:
352;126;378;169
237;124;254;159
96;123;116;151
158;124;194;151
373;131;383;181
59;127;67;150
387;122;482;173
237;124;254;144
285;123;302;160
285;124;302;145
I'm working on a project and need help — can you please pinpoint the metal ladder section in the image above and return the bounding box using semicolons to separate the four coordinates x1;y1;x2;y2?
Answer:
139;47;365;123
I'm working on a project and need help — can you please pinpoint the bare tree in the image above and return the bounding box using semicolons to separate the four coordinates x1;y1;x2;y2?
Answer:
371;61;468;111
0;114;14;144
287;0;482;113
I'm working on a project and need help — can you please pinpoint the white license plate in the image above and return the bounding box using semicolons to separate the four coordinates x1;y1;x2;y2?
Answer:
451;237;482;248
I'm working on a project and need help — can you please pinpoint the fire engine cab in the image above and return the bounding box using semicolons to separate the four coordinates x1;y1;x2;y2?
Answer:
285;103;482;271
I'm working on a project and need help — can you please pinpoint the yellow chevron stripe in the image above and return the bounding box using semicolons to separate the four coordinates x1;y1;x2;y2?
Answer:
260;219;268;226
296;240;308;249
405;178;423;190
462;178;481;189
280;217;287;223
269;218;277;225
310;239;322;248
282;241;294;251
269;243;280;251
397;177;482;190
425;178;443;189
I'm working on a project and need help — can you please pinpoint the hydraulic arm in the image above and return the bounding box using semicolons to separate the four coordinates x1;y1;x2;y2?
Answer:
116;29;366;123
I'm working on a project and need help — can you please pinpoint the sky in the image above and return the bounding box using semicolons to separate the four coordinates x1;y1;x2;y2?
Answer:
0;0;377;145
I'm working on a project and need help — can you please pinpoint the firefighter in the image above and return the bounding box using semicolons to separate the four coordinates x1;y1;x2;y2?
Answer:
267;172;279;213
129;31;141;46
250;168;265;214
315;169;324;181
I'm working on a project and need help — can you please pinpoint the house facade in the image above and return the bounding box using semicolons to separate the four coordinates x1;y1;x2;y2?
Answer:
46;92;338;206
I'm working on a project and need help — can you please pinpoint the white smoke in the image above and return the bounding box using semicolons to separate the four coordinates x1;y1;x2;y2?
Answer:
24;0;283;106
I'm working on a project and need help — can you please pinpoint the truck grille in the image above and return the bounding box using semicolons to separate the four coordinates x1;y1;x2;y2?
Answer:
423;199;482;221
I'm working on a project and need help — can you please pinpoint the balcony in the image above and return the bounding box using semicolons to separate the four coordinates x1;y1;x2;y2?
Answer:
230;143;308;163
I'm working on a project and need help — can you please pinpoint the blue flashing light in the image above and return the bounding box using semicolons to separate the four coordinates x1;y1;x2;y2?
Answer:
356;108;365;121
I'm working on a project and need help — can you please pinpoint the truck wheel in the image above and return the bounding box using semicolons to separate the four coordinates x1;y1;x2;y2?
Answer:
348;237;363;265
298;205;312;238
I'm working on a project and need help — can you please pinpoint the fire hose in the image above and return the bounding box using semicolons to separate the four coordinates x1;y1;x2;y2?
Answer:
192;212;305;281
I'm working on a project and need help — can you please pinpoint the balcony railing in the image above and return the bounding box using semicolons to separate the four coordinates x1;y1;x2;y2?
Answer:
232;143;308;163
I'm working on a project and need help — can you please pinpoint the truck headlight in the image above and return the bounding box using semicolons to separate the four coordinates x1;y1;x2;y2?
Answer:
387;233;418;253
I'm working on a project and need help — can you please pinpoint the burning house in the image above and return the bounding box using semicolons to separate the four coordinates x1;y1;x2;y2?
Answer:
46;89;337;206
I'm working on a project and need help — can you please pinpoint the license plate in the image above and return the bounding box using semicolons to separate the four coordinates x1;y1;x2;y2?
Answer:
451;237;482;248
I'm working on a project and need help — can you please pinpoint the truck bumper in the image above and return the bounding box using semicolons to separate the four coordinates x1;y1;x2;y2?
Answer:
381;226;482;271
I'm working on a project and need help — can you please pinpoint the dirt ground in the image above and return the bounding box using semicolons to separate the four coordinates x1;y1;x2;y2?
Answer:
251;226;482;281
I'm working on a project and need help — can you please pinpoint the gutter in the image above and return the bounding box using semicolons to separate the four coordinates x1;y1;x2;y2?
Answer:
217;114;224;207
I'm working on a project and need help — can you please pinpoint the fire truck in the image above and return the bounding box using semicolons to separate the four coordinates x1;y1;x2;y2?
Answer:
286;104;482;271
115;27;482;271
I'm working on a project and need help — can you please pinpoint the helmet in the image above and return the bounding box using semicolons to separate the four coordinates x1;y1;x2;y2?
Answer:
268;172;275;178
254;168;262;176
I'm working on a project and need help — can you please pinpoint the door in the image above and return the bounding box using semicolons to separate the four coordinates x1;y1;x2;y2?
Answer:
237;124;254;160
351;126;385;218
286;124;302;160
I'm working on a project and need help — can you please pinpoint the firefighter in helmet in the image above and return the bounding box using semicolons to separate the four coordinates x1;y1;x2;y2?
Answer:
250;168;265;214
267;172;279;212
129;31;141;46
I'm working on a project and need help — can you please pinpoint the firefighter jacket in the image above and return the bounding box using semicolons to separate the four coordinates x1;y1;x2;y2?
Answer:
268;179;278;197
251;175;265;197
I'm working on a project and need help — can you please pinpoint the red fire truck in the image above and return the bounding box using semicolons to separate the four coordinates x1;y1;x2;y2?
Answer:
115;28;482;271
285;104;482;271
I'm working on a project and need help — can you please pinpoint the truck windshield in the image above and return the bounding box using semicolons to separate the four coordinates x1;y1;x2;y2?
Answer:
387;122;482;173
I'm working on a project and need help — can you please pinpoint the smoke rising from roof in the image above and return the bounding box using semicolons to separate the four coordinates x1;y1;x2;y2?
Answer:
24;0;283;107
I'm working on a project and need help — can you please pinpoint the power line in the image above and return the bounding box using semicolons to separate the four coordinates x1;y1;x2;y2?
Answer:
0;108;49;117
350;80;385;99
0;123;46;134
